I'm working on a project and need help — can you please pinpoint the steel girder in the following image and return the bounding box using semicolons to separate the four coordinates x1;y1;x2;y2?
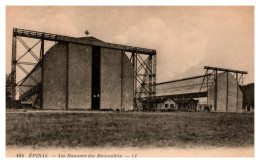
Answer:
14;28;156;55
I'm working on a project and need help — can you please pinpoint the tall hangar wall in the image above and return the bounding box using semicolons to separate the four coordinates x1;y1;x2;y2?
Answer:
43;43;67;110
19;40;134;110
100;48;134;110
68;43;92;109
207;72;243;112
156;72;243;112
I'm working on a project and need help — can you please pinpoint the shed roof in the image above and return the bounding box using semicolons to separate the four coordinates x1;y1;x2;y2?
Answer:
155;73;226;97
156;75;208;85
156;75;212;96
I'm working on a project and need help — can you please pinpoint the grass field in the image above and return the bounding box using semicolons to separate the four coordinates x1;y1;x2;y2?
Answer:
6;111;254;148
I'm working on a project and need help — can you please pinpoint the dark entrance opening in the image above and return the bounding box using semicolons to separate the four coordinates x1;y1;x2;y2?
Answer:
91;46;101;110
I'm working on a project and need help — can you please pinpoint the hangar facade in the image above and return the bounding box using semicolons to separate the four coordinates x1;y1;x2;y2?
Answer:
20;42;133;110
11;28;156;110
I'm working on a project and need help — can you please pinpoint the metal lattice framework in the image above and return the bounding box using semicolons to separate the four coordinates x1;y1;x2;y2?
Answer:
128;52;156;110
10;28;54;108
10;28;156;110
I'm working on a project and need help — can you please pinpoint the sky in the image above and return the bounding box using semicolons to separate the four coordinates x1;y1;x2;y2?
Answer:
6;6;254;84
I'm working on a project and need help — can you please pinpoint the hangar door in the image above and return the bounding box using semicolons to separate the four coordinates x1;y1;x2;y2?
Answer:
91;46;101;109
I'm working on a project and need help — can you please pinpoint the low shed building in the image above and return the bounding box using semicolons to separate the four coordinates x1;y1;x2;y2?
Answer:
175;99;198;111
154;98;177;110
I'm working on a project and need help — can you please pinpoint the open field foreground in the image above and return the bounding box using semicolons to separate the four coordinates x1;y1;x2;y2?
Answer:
6;111;254;149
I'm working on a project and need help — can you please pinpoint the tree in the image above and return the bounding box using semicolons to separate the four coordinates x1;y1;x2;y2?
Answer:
241;83;254;109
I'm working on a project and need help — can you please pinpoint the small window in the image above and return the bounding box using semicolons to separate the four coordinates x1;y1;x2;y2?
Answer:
165;104;168;108
170;104;174;108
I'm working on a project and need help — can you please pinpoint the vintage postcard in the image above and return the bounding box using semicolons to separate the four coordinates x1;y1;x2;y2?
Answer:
5;6;254;157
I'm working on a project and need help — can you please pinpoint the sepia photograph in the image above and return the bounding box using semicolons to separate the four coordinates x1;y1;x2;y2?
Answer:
5;6;254;157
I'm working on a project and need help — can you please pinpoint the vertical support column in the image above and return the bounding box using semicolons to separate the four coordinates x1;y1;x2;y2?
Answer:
148;54;153;109
135;53;138;97
242;74;244;86
152;53;156;110
226;72;229;111
66;43;69;110
241;74;244;110
132;52;137;110
206;69;209;106
40;36;44;109
135;53;138;109
236;73;238;111
152;53;156;96
121;51;124;109
148;54;152;97
11;29;17;107
214;70;218;111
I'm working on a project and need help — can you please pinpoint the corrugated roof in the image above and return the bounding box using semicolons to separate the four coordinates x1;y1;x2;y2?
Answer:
156;74;216;96
156;74;208;85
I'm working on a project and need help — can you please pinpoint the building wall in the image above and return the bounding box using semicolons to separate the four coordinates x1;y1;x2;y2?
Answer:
68;43;92;109
155;99;177;110
43;43;67;110
227;73;243;111
99;48;133;110
100;48;122;110
196;97;207;111
121;53;134;110
217;73;228;112
155;103;161;110
163;99;177;109
207;80;215;110
208;72;243;112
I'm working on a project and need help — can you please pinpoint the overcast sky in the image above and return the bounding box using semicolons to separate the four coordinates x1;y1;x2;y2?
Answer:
6;6;254;84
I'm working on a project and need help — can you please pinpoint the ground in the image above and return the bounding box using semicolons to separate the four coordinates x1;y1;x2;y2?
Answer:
6;110;254;148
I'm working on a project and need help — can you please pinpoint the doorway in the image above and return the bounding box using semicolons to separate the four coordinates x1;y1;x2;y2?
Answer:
91;46;101;110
